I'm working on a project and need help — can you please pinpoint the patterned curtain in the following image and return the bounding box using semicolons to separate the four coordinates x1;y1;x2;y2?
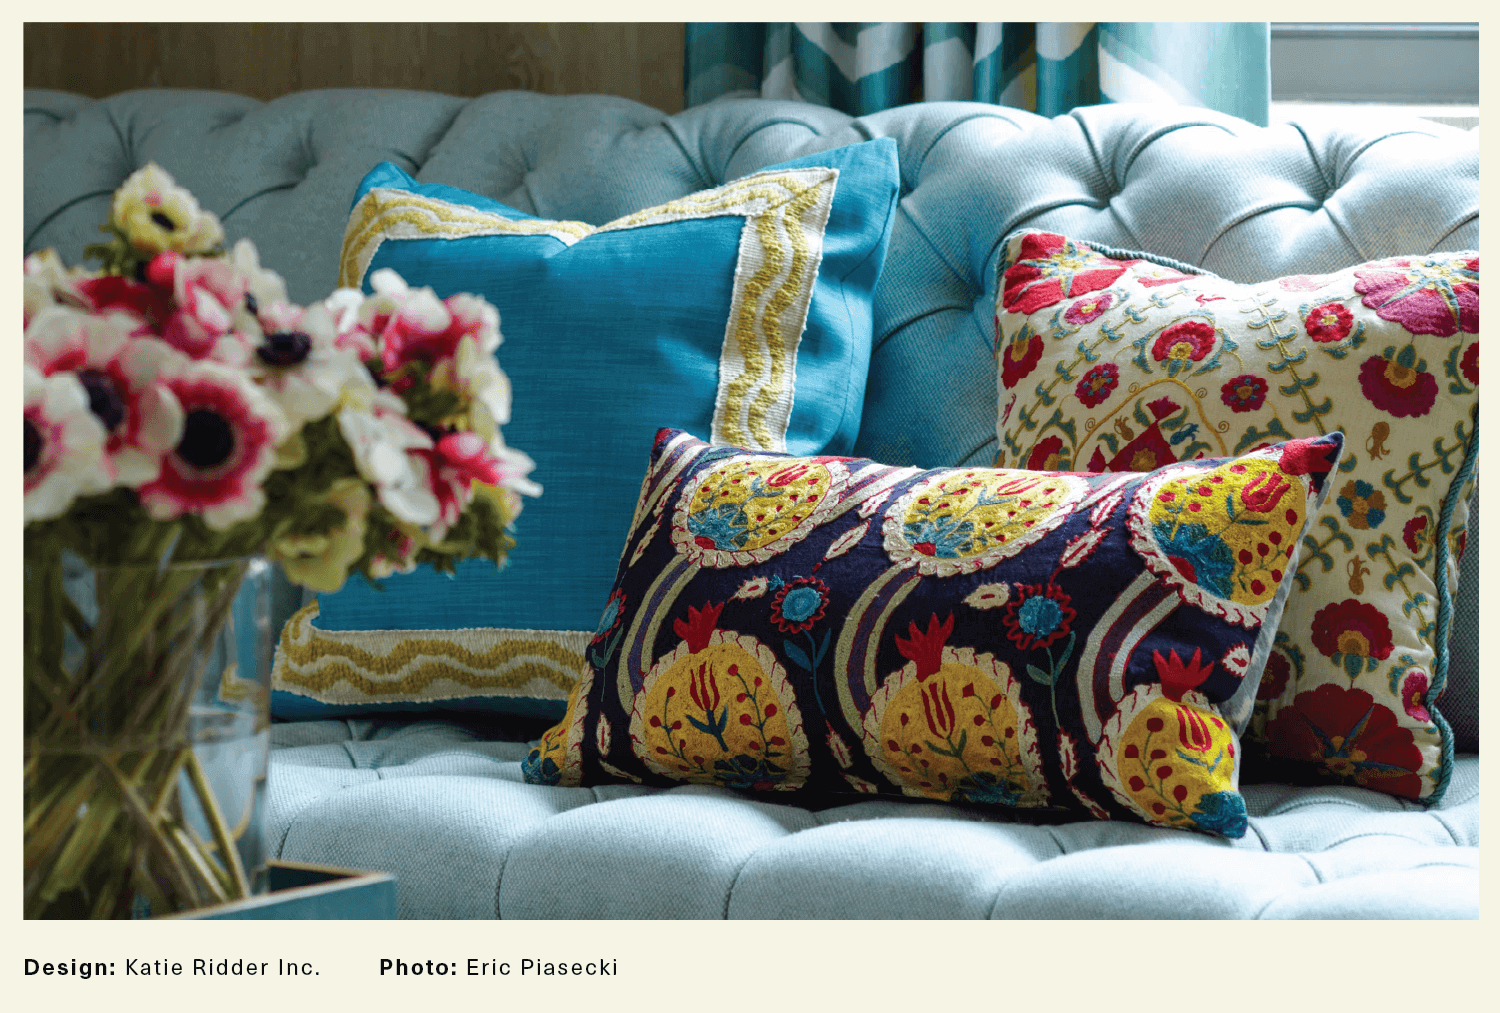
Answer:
684;23;1271;126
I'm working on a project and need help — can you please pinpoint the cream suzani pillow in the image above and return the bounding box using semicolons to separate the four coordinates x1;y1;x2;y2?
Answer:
993;231;1478;802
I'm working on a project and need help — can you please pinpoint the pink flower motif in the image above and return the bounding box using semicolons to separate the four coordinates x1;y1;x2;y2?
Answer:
1219;373;1268;413
1002;233;1128;314
1460;342;1478;387
137;360;289;530
1075;363;1118;408
1151;320;1216;364
1400;671;1431;724
24;307;186;487
1354;254;1478;337
1304;301;1354;343
1358;348;1438;418
1063;291;1114;326
1278;273;1337;293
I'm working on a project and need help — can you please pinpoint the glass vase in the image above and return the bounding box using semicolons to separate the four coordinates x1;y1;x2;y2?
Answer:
24;550;273;919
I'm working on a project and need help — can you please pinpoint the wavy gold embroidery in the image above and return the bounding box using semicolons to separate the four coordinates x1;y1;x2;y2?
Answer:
273;602;587;706
339;188;593;288
337;168;839;453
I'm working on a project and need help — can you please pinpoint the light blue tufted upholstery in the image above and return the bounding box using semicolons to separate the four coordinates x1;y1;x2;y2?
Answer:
267;718;1478;919
25;88;1479;918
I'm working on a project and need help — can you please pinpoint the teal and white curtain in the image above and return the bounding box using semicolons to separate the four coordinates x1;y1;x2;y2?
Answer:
685;23;1271;126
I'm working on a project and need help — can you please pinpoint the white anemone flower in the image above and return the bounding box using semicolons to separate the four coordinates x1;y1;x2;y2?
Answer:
110;163;224;255
337;389;440;526
24;367;111;523
24;307;187;488
487;436;542;500
24;249;90;328
226;238;289;324
430;333;512;440
322;287;379;360
249;301;372;426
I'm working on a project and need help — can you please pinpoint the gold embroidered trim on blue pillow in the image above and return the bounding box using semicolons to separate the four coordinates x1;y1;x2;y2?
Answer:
272;602;587;707
339;188;593;287
338;168;841;453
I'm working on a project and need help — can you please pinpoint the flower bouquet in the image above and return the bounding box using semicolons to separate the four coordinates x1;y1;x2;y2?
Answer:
23;164;539;918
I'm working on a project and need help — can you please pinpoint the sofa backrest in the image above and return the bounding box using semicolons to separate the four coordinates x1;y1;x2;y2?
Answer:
23;89;1480;747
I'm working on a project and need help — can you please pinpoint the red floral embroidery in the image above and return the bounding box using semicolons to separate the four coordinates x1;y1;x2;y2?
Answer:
1153;648;1215;702
1304;301;1354;342
1265;684;1423;798
1354;255;1478;337
1087;424;1175;474
1075;363;1119;408
1358;350;1438;418
1310;599;1393;662
894;613;954;680
1026;435;1065;471
1461;342;1478;386
1256;650;1291;701
1402;515;1431;554
1003;233;1128;315
1151;320;1216;364
1278;437;1339;476
1000;331;1044;389
1219;373;1268;413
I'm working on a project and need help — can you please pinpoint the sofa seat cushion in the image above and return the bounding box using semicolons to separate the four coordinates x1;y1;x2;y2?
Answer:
268;717;1478;919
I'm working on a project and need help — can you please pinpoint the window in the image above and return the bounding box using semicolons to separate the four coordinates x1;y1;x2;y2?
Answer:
1270;23;1478;129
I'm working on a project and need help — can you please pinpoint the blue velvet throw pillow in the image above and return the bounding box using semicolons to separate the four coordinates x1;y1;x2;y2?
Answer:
523;428;1345;838
272;141;901;719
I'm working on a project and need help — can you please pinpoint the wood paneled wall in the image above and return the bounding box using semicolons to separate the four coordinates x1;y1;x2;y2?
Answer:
24;23;687;113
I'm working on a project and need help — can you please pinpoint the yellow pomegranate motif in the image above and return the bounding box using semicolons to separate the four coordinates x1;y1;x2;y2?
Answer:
1131;454;1308;625
862;614;1048;806
672;457;849;567
1097;681;1245;836
630;602;809;789
884;470;1086;576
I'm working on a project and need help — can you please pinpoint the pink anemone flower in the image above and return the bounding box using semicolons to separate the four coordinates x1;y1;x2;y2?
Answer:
137;361;289;530
415;430;536;539
366;270;502;374
24;307;186;487
156;255;251;362
24;367;111;523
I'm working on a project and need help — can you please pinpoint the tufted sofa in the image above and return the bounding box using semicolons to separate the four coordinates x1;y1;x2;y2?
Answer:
24;88;1480;919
